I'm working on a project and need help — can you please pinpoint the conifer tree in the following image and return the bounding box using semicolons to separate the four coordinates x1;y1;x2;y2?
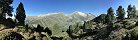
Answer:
0;0;13;22
127;5;137;18
116;5;126;20
16;2;26;26
132;5;137;18
105;7;115;24
127;4;133;18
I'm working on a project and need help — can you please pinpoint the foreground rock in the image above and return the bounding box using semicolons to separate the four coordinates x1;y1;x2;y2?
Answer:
0;29;24;40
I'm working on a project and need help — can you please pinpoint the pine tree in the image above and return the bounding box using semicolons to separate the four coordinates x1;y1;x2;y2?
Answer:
105;7;115;24
127;5;137;18
35;24;44;32
116;5;126;20
132;5;137;18
127;4;133;18
0;0;13;23
16;2;26;26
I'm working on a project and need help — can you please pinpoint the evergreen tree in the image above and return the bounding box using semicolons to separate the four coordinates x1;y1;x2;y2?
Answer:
105;7;115;24
0;0;13;23
127;4;133;18
43;27;52;36
35;24;44;32
132;5;137;18
116;5;126;20
81;21;86;29
127;5;137;18
16;2;26;26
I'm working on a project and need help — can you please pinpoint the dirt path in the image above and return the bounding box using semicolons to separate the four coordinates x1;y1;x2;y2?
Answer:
0;28;13;32
0;27;18;33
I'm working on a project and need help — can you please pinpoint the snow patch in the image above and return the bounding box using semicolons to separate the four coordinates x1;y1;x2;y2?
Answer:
74;11;87;17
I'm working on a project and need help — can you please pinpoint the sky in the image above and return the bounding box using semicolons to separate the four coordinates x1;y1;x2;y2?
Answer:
12;0;138;16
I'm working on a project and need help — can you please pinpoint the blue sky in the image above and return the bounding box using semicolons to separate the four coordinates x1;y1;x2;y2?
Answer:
12;0;138;16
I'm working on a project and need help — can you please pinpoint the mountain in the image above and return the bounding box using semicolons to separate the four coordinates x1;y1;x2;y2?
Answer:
26;11;95;36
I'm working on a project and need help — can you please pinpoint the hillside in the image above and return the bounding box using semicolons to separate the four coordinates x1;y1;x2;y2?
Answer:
1;0;138;40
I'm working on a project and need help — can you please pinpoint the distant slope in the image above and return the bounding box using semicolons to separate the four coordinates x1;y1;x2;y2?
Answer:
26;11;95;36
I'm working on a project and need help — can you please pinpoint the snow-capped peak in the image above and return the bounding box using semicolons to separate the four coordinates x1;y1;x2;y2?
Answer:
73;11;87;17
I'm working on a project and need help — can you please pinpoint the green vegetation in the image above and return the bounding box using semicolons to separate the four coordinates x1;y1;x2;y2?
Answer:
106;7;115;24
1;0;138;40
116;5;126;20
16;2;26;26
0;0;14;28
64;5;138;40
127;4;137;18
0;0;51;40
0;0;13;17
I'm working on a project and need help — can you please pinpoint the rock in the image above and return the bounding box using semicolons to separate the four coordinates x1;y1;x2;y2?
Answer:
42;36;48;40
21;32;34;40
0;30;24;40
0;24;6;30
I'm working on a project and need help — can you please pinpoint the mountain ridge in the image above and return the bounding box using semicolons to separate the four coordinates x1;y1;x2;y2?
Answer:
25;11;95;36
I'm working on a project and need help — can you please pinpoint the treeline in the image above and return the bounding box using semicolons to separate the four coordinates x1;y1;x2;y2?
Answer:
93;5;137;24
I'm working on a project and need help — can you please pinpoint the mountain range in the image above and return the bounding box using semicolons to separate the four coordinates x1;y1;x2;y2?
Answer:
26;11;95;36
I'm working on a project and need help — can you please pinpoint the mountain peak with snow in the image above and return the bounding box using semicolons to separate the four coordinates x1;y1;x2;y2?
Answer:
73;11;87;17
